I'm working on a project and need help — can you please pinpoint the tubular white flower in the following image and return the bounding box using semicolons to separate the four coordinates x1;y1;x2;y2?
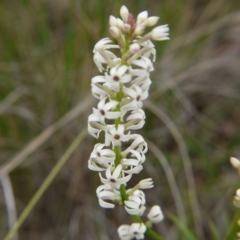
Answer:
88;142;115;171
129;223;146;239
105;124;131;146
124;196;146;216
151;25;170;41
88;114;106;138
138;178;154;189
122;134;148;156
97;185;121;208
122;149;145;175
99;165;132;189
125;109;146;130
92;98;121;124
90;143;116;164
118;225;133;240
132;56;154;73
105;65;132;92
141;40;156;62
123;85;149;109
147;205;164;223
93;38;119;72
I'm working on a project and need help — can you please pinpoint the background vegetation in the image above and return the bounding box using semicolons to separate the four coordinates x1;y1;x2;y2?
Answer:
0;0;240;239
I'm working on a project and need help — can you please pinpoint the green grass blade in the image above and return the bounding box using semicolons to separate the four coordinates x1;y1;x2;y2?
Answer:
169;213;197;240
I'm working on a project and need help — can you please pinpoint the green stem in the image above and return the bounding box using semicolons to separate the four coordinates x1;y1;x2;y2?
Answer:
4;128;88;240
145;228;165;240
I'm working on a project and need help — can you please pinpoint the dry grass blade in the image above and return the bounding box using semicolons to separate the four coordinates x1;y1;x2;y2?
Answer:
147;140;187;226
3;128;88;240
0;175;18;240
164;11;240;54
0;94;95;177
151;57;235;100
145;100;204;239
0;88;27;115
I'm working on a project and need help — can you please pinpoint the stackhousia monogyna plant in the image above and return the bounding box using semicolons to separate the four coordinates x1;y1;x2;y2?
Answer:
88;6;169;239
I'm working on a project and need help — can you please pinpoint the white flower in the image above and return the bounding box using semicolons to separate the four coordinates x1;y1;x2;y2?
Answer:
151;25;170;41
121;149;145;175
122;134;148;156
129;223;146;239
88;114;106;138
105;124;131;146
99;165;132;189
125;109;145;130
147;205;164;223
141;40;156;62
123;85;149;109
138;178;154;189
88;143;116;171
96;184;120;208
92;98;121;124
105;65;131;92
118;225;133;240
124;190;146;215
132;56;154;73
91;75;109;99
93;38;119;72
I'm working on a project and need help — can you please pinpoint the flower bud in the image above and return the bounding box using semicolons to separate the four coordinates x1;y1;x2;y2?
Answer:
230;157;240;169
129;43;140;53
147;16;159;27
147;205;164;223
120;5;129;22
122;23;131;34
109;15;118;27
109;26;120;38
137;11;148;24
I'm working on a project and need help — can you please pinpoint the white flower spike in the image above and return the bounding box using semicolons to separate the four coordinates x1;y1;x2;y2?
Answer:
88;5;169;239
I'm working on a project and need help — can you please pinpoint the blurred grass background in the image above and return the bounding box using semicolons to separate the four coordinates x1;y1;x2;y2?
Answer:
0;0;240;239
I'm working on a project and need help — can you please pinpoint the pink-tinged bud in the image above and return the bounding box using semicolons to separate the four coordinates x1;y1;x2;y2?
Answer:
109;26;120;38
147;16;159;27
129;43;140;53
137;11;148;24
127;13;136;31
122;23;131;34
151;25;169;41
109;15;118;27
120;5;129;22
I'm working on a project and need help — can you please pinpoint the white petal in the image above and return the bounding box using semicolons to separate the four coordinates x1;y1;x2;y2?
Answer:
99;198;115;208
